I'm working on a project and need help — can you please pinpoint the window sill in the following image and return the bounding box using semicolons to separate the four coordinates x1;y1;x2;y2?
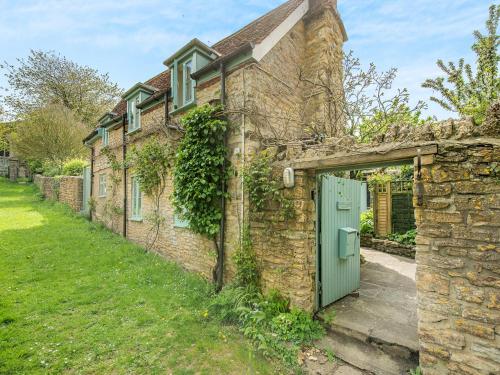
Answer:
169;101;196;116
129;216;143;222
98;195;107;198
127;127;142;136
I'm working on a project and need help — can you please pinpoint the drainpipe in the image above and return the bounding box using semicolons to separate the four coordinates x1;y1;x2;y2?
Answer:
122;114;128;238
90;146;95;222
164;91;169;124
216;62;227;291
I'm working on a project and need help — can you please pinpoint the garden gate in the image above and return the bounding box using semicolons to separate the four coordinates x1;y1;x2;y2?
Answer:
318;175;362;307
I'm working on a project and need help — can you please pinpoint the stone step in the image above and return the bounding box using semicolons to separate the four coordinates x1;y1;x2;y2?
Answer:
316;322;419;375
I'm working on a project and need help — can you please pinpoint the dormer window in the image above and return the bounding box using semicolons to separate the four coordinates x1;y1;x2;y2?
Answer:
183;60;193;104
164;39;218;115
102;128;109;147
128;95;141;132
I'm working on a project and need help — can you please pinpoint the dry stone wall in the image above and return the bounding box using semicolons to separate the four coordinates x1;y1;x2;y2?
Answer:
34;174;83;212
415;140;500;375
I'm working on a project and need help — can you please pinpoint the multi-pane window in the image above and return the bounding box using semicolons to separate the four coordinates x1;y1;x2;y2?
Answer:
128;96;141;132
102;128;109;147
183;60;193;104
98;174;107;197
131;177;142;220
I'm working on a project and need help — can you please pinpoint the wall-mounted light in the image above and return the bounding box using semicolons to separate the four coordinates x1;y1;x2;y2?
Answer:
283;167;295;188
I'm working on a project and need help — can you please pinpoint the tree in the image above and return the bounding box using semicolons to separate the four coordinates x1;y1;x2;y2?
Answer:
422;5;500;125
299;50;428;142
1;50;122;127
9;104;87;165
0;121;14;153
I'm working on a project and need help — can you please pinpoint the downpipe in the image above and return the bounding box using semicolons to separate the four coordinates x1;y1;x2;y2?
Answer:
122;114;128;238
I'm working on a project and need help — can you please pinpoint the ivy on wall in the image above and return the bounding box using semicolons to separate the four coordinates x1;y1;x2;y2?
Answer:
242;150;294;220
128;139;174;248
172;104;229;238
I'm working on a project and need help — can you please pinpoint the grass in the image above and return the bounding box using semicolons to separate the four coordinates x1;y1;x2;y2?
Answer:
0;178;279;374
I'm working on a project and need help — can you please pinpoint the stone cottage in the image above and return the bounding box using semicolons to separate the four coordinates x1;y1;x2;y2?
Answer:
83;0;347;305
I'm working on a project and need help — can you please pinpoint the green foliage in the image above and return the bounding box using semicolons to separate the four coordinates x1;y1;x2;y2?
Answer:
209;285;260;324
173;104;229;238
242;151;294;220
41;160;62;177
1;50;122;126
359;101;429;143
360;209;374;236
409;366;422;375
233;225;259;287
422;5;500;124
127;139;173;199
0;179;275;374
367;172;392;190
62;159;88;176
9;104;88;166
270;309;324;343
210;285;323;369
388;229;417;246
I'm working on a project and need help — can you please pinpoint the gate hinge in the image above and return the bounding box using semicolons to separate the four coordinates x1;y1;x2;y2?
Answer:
318;281;322;296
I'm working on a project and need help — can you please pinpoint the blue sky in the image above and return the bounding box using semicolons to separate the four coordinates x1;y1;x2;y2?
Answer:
0;0;493;119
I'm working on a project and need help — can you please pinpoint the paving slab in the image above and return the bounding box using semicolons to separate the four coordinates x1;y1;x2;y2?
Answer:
322;248;418;351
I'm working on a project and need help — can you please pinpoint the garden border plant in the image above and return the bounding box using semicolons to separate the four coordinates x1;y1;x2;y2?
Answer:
127;139;174;249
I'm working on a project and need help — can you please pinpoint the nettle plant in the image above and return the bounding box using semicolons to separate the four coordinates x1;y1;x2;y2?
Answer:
128;139;174;248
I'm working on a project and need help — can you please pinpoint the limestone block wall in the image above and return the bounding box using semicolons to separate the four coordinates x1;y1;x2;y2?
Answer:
415;141;500;375
249;170;317;311
34;174;83;212
59;176;83;212
34;174;58;201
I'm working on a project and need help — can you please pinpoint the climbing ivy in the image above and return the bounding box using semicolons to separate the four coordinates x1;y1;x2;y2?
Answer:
233;225;259;288
172;104;229;238
242;150;294;220
128;139;174;248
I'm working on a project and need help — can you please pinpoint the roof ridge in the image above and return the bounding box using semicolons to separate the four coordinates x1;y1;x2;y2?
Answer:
212;0;302;49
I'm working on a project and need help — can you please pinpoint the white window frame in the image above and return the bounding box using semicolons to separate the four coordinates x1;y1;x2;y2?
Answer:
128;95;141;133
182;59;194;106
102;128;109;147
131;176;142;220
98;174;107;197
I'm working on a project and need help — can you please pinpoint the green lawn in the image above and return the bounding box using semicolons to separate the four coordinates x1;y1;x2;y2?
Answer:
0;178;277;374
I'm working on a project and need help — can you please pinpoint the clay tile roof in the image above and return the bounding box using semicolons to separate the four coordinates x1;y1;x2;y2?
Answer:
106;0;303;121
111;70;171;116
212;0;304;56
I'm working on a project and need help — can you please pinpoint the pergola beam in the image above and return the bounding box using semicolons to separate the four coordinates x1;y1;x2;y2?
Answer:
291;144;438;170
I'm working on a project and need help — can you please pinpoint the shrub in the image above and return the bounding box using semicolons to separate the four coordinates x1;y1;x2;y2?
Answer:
388;229;417;246
42;161;62;177
271;309;324;343
209;287;324;369
233;226;259;287
62;159;88;176
360;209;374;235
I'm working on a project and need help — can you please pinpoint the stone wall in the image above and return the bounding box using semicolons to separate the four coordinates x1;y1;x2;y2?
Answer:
34;174;58;201
34;174;83;212
250;170;317;311
59;176;83;212
415;140;499;375
361;235;416;259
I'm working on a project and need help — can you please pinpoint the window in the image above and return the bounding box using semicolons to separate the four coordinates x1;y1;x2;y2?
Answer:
174;209;190;228
98;174;107;197
183;60;193;104
131;177;142;220
128;96;141;132
173;59;195;111
102;128;109;147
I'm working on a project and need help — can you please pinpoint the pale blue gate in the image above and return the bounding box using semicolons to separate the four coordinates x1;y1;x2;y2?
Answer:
318;175;362;307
